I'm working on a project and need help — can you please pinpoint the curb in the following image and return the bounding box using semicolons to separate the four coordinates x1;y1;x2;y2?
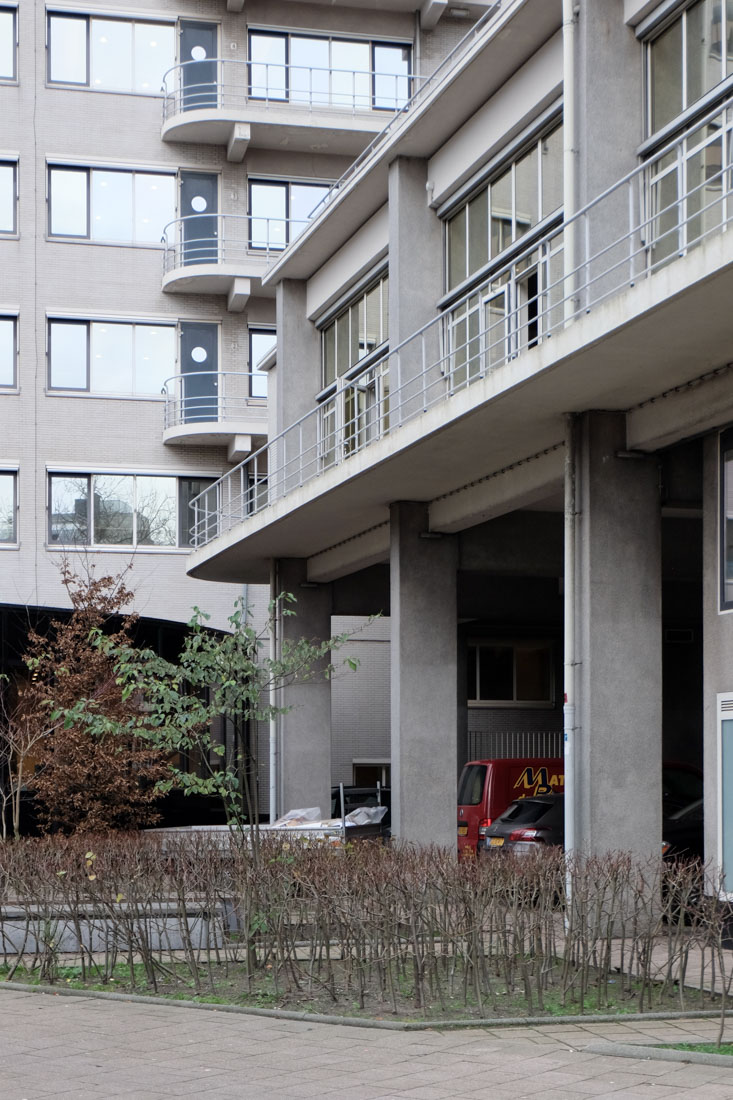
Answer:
585;1038;733;1067
0;981;725;1032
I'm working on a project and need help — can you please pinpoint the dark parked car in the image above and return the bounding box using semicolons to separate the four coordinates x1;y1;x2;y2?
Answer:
662;797;704;862
480;793;564;855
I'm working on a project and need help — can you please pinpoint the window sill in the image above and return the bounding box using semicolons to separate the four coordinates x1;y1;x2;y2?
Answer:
0;542;19;550
0;386;19;394
0;233;19;241
46;390;165;402
468;701;555;709
46;236;165;250
46;83;166;99
46;544;192;555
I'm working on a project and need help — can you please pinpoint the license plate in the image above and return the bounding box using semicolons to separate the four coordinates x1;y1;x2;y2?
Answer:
457;824;468;836
489;837;505;847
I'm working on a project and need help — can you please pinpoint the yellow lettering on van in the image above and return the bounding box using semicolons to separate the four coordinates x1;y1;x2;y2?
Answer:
514;767;564;797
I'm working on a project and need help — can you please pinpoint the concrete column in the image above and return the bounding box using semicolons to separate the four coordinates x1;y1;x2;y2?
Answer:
572;412;662;861
273;279;321;496
390;502;458;848
277;558;333;818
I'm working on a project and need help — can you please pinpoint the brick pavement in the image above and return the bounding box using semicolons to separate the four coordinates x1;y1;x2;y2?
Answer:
1;990;733;1099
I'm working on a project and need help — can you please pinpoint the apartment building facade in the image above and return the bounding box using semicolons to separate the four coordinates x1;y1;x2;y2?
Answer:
184;0;733;879
1;0;485;819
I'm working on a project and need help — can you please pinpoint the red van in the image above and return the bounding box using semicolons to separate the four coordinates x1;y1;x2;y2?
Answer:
457;757;565;857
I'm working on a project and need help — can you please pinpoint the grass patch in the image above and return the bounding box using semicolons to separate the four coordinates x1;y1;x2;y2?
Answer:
662;1042;733;1056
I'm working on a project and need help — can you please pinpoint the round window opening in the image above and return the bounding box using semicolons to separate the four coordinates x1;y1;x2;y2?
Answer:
191;195;208;213
191;346;208;363
190;45;207;61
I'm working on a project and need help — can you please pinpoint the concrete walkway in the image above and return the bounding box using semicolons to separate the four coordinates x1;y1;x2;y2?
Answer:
1;991;733;1098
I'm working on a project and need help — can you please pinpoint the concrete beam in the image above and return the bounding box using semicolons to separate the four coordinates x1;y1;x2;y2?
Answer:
420;0;448;30
227;277;250;312
627;367;733;453
307;523;390;583
429;447;564;534
227;434;252;463
226;0;245;11
227;122;250;163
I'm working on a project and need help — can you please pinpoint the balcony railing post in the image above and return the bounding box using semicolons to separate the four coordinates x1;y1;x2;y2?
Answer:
299;423;304;485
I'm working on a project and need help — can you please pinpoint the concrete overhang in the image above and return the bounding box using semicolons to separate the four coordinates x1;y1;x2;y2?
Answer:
188;232;733;585
163;417;266;453
162;267;272;307
262;0;562;285
224;0;495;13
161;106;385;158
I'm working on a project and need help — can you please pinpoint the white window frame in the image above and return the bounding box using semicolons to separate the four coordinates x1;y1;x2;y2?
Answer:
0;468;17;544
717;691;733;896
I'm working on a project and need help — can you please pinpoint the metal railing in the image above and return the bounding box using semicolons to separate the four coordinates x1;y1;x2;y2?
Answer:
162;59;419;121
163;371;267;431
190;89;733;549
162;214;312;274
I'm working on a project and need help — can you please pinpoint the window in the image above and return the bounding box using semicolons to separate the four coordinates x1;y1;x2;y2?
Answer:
446;123;563;292
720;428;733;608
0;316;16;386
321;272;389;388
47;13;175;94
0;6;16;81
249;179;330;250
249;328;275;398
48;166;175;244
467;641;553;705
48;319;174;395
0;161;16;233
0;471;15;542
249;31;411;111
178;477;214;547
647;0;733;136
49;473;208;548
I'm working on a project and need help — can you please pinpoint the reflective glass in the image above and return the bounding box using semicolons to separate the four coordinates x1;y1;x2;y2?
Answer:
515;144;539;238
249;33;286;100
136;476;176;546
0;9;14;80
91;171;132;241
134;22;175;94
0;317;14;386
490;168;513;254
50;476;89;543
91;323;133;393
250;330;275;397
290;183;328;239
686;0;722;108
447;206;467;288
178;478;213;546
467;189;488;276
49;322;87;389
373;44;410;110
365;283;382;352
90;19;132;92
291;36;329;105
725;447;733;605
93;474;134;544
0;162;14;232
650;18;682;132
250;182;287;248
331;40;370;107
49;15;87;84
336;312;350;375
0;472;13;542
135;325;175;394
541;125;563;217
50;169;88;237
134;173;174;242
322;324;336;387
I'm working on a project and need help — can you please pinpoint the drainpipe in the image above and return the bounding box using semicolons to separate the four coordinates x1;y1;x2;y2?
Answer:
563;414;577;857
563;0;578;323
269;560;279;823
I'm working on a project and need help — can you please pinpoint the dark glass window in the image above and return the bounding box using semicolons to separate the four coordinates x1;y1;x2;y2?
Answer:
0;7;16;81
468;641;553;705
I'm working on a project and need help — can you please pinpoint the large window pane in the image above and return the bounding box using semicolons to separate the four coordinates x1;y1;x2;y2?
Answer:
136;476;176;546
49;322;87;389
135;325;175;394
0;9;15;80
90;323;133;393
541;124;564;217
49;15;87;84
93;474;134;544
250;329;275;397
50;475;89;543
467;189;488;276
373;44;410;110
178;478;213;546
290;183;328;239
0;472;14;542
290;36;329;105
250;182;287;248
515;144;539;238
447;206;467;289
331;40;370;108
134;173;174;243
490;168;513;254
249;33;286;100
722;434;733;607
479;646;514;701
650;18;683;133
134;22;175;94
50;169;88;237
0;318;14;386
90;19;132;92
0;162;14;233
91;171;132;241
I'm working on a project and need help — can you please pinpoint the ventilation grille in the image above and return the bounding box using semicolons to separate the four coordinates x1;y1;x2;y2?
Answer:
468;729;563;760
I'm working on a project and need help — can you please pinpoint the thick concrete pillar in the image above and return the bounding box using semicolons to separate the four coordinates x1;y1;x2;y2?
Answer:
390;502;458;847
273;279;321;496
277;559;332;818
572;412;662;860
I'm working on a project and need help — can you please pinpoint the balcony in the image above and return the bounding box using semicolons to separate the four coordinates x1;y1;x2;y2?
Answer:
162;214;308;308
187;90;733;583
163;371;267;462
161;60;419;159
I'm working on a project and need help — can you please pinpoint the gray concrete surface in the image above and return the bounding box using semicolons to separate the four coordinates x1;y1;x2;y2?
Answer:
2;989;733;1099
